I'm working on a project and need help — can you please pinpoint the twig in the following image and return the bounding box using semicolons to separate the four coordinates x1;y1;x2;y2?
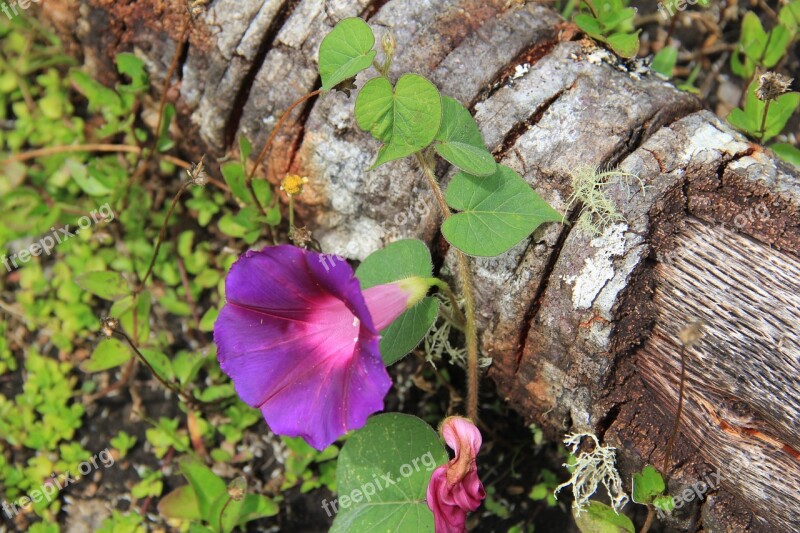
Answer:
1;144;191;168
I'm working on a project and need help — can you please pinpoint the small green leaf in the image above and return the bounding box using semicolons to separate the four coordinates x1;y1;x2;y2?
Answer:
355;74;442;168
157;103;176;152
195;383;236;403
179;456;227;523
779;0;800;31
331;414;448;533
762;24;793;68
575;14;603;39
74;271;130;300
252;179;273;207
442;165;562;256
740;12;767;60
158;485;203;521
139;348;175;383
116;53;148;93
653;495;675;514
651;46;678;78
221;162;250;204
728;79;800;142
771;143;800;168
434;96;496;176
81;337;132;373
67;158;115;196
237;494;279;525
631;465;665;504
239;135;252;165
574;501;635;533
601;7;636;32
606;31;640;58
319;18;377;91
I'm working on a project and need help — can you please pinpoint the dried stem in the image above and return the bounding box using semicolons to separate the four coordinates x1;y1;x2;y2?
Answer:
135;180;192;293
1;144;191;168
111;323;196;408
640;508;656;533
662;345;687;474
759;100;771;143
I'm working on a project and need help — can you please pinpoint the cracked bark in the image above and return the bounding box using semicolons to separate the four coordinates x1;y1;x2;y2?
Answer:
38;1;800;531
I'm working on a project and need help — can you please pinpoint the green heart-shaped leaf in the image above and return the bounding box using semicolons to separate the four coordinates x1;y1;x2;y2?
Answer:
434;96;496;176
330;413;448;533
319;18;377;91
356;239;439;364
442;165;562;257
355;74;442;168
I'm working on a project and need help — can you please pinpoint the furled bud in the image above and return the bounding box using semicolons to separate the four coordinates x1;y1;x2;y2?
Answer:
382;32;397;58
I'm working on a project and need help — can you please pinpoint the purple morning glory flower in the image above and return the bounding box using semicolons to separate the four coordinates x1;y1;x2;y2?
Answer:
213;245;428;450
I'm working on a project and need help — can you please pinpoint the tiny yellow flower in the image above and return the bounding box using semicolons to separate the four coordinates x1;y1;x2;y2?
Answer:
280;174;309;196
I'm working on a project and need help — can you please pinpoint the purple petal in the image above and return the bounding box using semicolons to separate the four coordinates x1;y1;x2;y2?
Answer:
213;245;391;450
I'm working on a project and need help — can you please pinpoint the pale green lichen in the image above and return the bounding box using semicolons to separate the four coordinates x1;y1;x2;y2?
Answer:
555;432;629;515
424;293;491;369
564;166;644;235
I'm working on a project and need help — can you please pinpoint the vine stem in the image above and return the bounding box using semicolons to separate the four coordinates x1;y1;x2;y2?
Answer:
0;144;191;168
111;323;196;408
427;277;467;328
136;180;193;293
414;152;480;421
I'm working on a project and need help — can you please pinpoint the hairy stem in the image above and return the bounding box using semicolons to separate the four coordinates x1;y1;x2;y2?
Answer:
414;152;480;421
428;278;467;328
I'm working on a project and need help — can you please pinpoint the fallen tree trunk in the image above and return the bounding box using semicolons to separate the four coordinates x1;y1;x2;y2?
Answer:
38;1;800;531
